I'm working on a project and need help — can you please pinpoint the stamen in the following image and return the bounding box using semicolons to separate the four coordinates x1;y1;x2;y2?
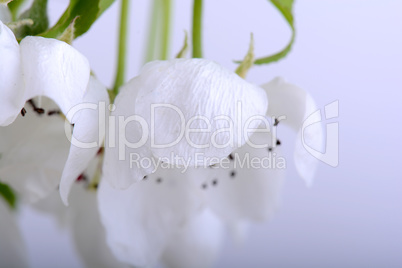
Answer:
28;99;45;114
228;153;234;160
156;177;162;183
276;139;281;146
268;147;273;152
36;108;45;114
97;147;104;156
143;175;148;180
47;110;61;116
230;171;236;177
274;118;280;126
212;179;218;186
201;183;207;189
21;108;26;116
76;174;87;182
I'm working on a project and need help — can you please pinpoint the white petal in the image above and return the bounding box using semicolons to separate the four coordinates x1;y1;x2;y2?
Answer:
98;167;203;267
0;99;70;203
262;78;323;185
134;59;268;166
19;36;90;120
103;78;156;189
59;76;109;205
161;208;224;268
191;132;285;222
0;21;24;126
68;184;129;268
32;187;68;228
0;200;28;268
0;4;12;23
33;156;126;268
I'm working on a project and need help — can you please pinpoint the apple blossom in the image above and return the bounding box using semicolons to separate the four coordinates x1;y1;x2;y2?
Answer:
0;21;108;203
103;58;269;189
97;60;322;267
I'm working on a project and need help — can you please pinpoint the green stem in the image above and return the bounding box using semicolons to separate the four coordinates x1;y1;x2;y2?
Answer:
160;0;172;60
144;0;160;63
112;0;130;99
192;0;203;58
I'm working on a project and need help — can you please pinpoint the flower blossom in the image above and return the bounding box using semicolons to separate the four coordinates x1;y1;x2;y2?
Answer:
97;58;323;267
103;58;268;189
0;20;108;203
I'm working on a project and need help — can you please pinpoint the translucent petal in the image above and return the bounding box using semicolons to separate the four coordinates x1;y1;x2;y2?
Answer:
190;132;285;222
69;184;129;268
161;208;224;268
98;167;203;267
19;36;90;121
134;59;268;166
103;78;156;189
0;5;12;23
59;76;109;205
262;78;323;185
34;156;127;268
0;21;24;126
0;98;70;203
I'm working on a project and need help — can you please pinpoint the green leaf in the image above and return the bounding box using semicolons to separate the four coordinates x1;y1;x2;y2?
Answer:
41;0;116;39
175;31;189;58
98;0;115;17
235;33;255;78
0;181;17;210
7;0;26;20
58;16;78;44
14;0;48;39
253;0;295;65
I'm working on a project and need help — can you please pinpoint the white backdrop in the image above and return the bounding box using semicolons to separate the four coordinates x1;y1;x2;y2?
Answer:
17;0;402;267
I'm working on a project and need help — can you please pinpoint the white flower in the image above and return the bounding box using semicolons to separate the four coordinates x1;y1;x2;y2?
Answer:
0;4;11;23
0;21;108;203
98;59;323;267
104;58;268;189
98;168;225;268
33;182;129;268
262;77;323;185
98;137;283;267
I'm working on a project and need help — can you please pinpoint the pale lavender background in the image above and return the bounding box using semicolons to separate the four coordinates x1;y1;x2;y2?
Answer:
17;0;402;267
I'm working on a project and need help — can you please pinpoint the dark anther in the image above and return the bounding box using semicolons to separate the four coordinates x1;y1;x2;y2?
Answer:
97;147;104;156
143;175;148;180
47;110;61;116
274;118;280;126
230;171;236;178
28;99;45;114
21;108;26;116
228;153;234;160
202;183;207;189
156;177;162;183
76;174;87;182
212;179;218;186
268;147;273;152
35;108;45;114
276;139;281;146
93;183;99;189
